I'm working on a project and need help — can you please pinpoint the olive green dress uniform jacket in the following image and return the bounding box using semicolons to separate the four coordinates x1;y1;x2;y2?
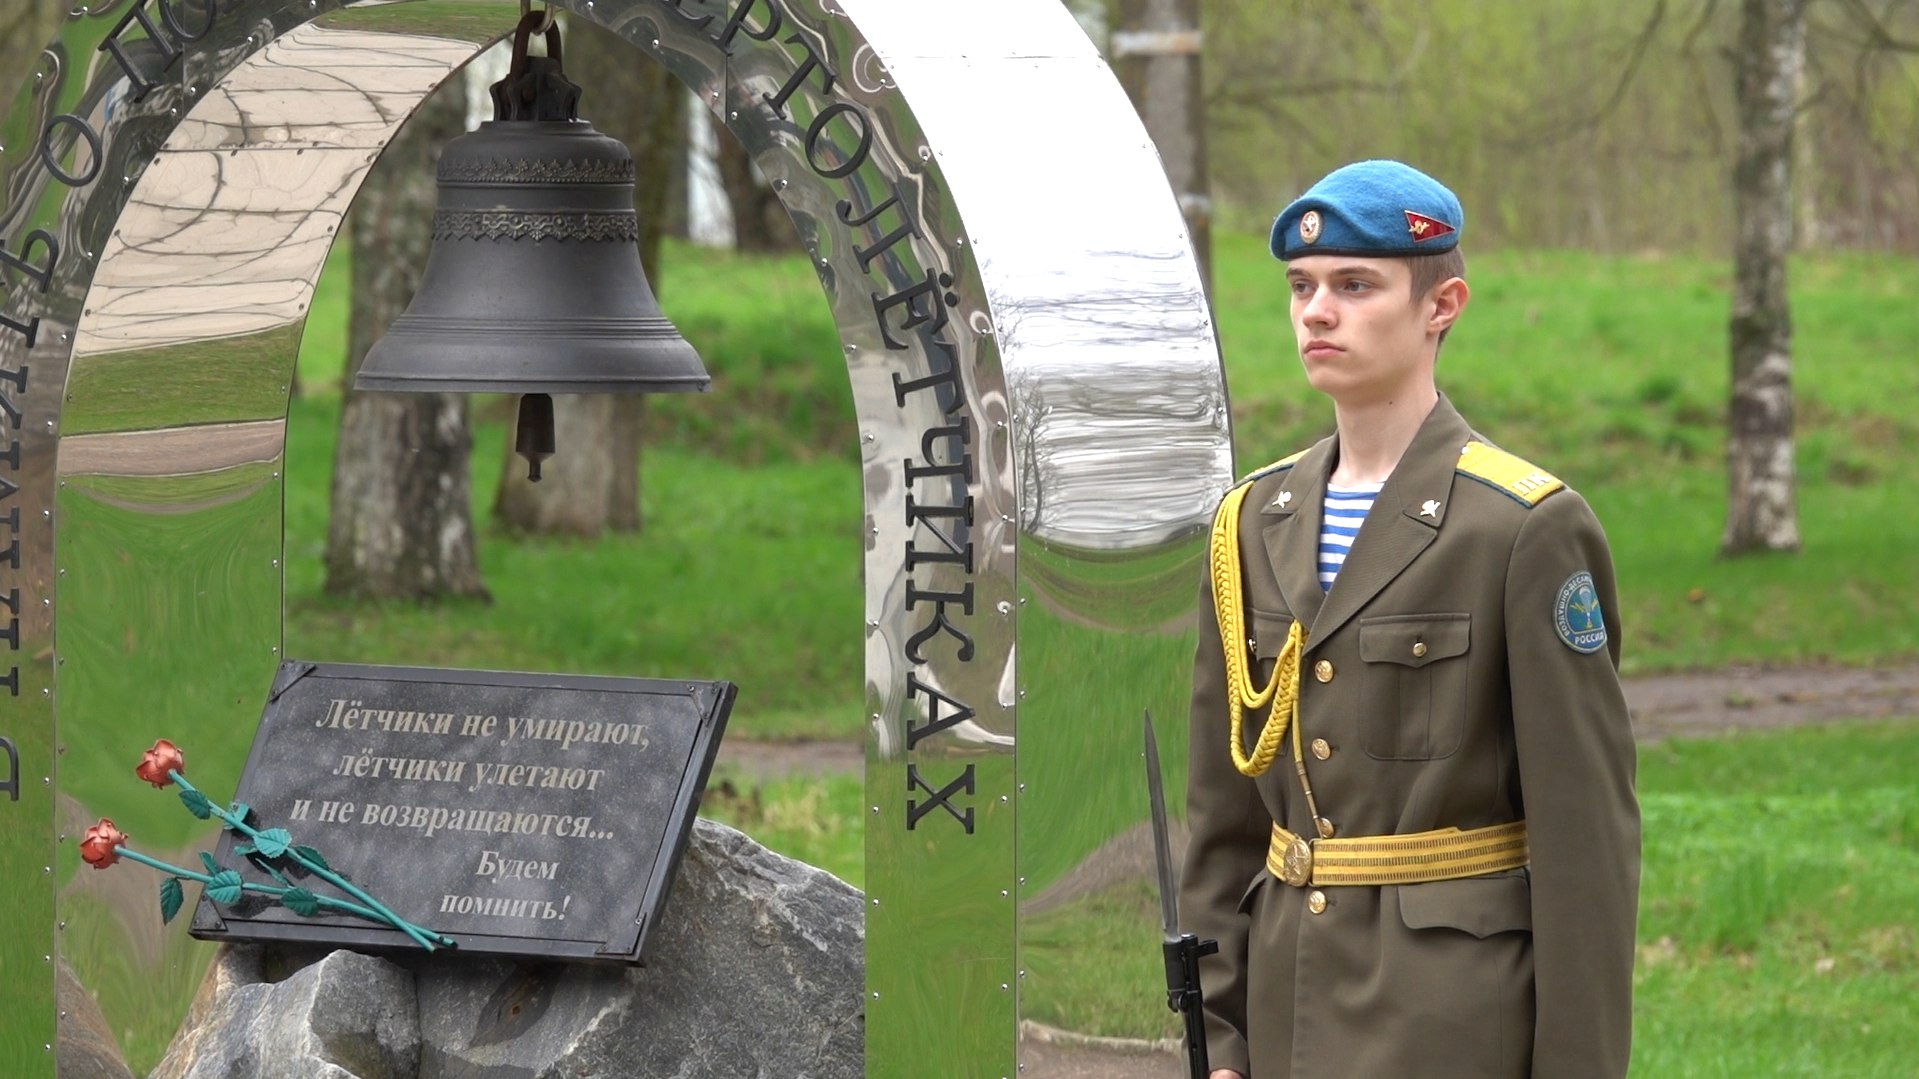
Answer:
1181;398;1639;1078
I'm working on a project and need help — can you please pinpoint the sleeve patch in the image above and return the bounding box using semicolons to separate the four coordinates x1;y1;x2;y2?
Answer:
1457;441;1564;506
1555;571;1608;654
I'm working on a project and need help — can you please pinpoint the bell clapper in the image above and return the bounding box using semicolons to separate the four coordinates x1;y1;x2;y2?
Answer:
515;393;556;482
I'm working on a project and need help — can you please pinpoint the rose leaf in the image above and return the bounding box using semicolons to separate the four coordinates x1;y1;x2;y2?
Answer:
253;828;292;859
159;878;184;924
205;869;244;906
247;852;289;886
282;888;321;917
179;789;214;820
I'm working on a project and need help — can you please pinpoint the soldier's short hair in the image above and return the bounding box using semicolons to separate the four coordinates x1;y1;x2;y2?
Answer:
1407;247;1466;302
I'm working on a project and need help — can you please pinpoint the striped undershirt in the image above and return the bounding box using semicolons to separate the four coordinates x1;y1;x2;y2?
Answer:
1319;481;1385;591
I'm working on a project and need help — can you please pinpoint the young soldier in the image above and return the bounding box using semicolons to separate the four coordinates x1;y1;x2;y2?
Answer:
1181;160;1639;1078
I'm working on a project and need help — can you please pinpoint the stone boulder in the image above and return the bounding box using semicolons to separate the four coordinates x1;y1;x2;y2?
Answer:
149;948;417;1079
149;818;864;1079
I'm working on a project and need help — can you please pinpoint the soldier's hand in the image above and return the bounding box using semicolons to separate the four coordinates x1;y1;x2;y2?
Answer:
1210;1071;1245;1079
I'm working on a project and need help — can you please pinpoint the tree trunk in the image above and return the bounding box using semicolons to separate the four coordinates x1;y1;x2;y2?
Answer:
714;119;800;253
324;83;489;599
494;20;681;536
1722;0;1804;556
1113;0;1212;294
1062;0;1110;46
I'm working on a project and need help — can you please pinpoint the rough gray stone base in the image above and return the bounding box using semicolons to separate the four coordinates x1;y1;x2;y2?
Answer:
149;819;864;1079
150;948;418;1079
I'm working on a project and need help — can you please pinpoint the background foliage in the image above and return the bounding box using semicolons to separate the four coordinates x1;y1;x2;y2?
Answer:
289;235;1919;743
1194;0;1919;253
9;2;1919;1073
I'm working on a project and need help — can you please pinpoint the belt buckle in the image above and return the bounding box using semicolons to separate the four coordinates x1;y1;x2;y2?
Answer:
1280;834;1314;887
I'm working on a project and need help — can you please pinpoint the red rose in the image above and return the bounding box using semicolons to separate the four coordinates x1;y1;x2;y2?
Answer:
136;739;186;788
81;819;126;869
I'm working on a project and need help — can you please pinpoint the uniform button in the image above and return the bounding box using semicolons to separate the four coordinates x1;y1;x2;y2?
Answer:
1307;890;1328;914
1316;817;1336;839
1412;641;1428;658
1311;738;1332;760
1314;659;1335;683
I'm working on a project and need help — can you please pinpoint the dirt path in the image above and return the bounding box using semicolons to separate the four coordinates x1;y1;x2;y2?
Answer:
711;662;1919;1078
1621;662;1919;741
716;662;1919;779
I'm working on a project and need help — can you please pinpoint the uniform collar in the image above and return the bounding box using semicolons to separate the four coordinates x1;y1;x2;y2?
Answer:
1259;394;1469;526
1257;395;1472;645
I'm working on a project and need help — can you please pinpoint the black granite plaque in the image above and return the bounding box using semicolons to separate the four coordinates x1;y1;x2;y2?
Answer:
188;662;734;964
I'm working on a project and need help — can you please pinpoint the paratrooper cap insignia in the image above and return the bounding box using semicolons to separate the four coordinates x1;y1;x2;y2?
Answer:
1405;209;1456;243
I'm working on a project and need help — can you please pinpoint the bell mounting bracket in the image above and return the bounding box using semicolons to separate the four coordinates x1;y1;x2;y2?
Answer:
490;9;582;123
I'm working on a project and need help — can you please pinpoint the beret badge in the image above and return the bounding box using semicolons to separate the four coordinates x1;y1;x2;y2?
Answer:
1404;209;1456;243
1299;210;1322;245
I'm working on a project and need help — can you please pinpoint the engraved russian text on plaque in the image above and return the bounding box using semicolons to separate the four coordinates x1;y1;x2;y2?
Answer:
190;662;734;964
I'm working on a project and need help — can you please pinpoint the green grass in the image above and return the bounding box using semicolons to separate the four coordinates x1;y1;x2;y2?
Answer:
284;391;867;740
1630;721;1919;1076
1209;236;1919;676
700;770;865;889
1013;719;1919;1076
285;237;1919;740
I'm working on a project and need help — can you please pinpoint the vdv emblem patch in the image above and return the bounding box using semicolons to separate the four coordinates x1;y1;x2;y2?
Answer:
1554;571;1607;654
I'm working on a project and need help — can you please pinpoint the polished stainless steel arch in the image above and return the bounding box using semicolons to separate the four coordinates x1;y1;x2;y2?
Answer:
0;1;1230;1075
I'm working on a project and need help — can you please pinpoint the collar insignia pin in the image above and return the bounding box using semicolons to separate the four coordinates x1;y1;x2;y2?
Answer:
1276;491;1293;508
1420;499;1441;518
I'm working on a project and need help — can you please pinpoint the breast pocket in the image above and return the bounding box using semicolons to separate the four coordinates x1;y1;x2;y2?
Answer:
1249;609;1296;687
1358;613;1471;760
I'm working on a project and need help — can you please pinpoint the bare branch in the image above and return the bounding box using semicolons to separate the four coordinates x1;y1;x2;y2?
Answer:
1204;77;1405;112
1488;0;1672;148
1587;0;1672;128
1679;0;1725;56
1835;0;1919;52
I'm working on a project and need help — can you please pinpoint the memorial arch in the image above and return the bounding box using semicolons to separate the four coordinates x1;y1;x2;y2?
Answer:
0;0;1230;1073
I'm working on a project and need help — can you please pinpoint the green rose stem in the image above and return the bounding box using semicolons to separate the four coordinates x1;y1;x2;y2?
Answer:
111;846;391;923
170;769;456;951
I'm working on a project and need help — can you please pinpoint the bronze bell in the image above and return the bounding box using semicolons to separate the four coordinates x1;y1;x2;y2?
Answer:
355;12;708;479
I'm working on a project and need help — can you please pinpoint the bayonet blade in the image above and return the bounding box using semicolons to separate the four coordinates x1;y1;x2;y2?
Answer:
1144;711;1180;939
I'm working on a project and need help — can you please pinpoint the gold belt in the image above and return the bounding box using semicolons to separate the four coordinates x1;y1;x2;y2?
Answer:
1266;820;1530;887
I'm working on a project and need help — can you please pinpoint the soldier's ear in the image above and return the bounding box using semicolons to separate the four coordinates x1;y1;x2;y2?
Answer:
1427;277;1468;339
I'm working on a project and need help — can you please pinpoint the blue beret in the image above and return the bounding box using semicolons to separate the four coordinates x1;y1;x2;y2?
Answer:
1271;160;1464;260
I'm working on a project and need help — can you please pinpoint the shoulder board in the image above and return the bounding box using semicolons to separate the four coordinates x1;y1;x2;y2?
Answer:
1237;448;1309;486
1455;441;1564;507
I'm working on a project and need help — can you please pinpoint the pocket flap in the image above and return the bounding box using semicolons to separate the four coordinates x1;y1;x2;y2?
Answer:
1249;610;1296;660
1397;873;1531;938
1359;613;1470;668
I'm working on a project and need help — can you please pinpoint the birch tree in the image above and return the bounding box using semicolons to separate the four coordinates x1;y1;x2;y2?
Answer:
1722;0;1806;555
493;19;683;537
325;82;489;598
